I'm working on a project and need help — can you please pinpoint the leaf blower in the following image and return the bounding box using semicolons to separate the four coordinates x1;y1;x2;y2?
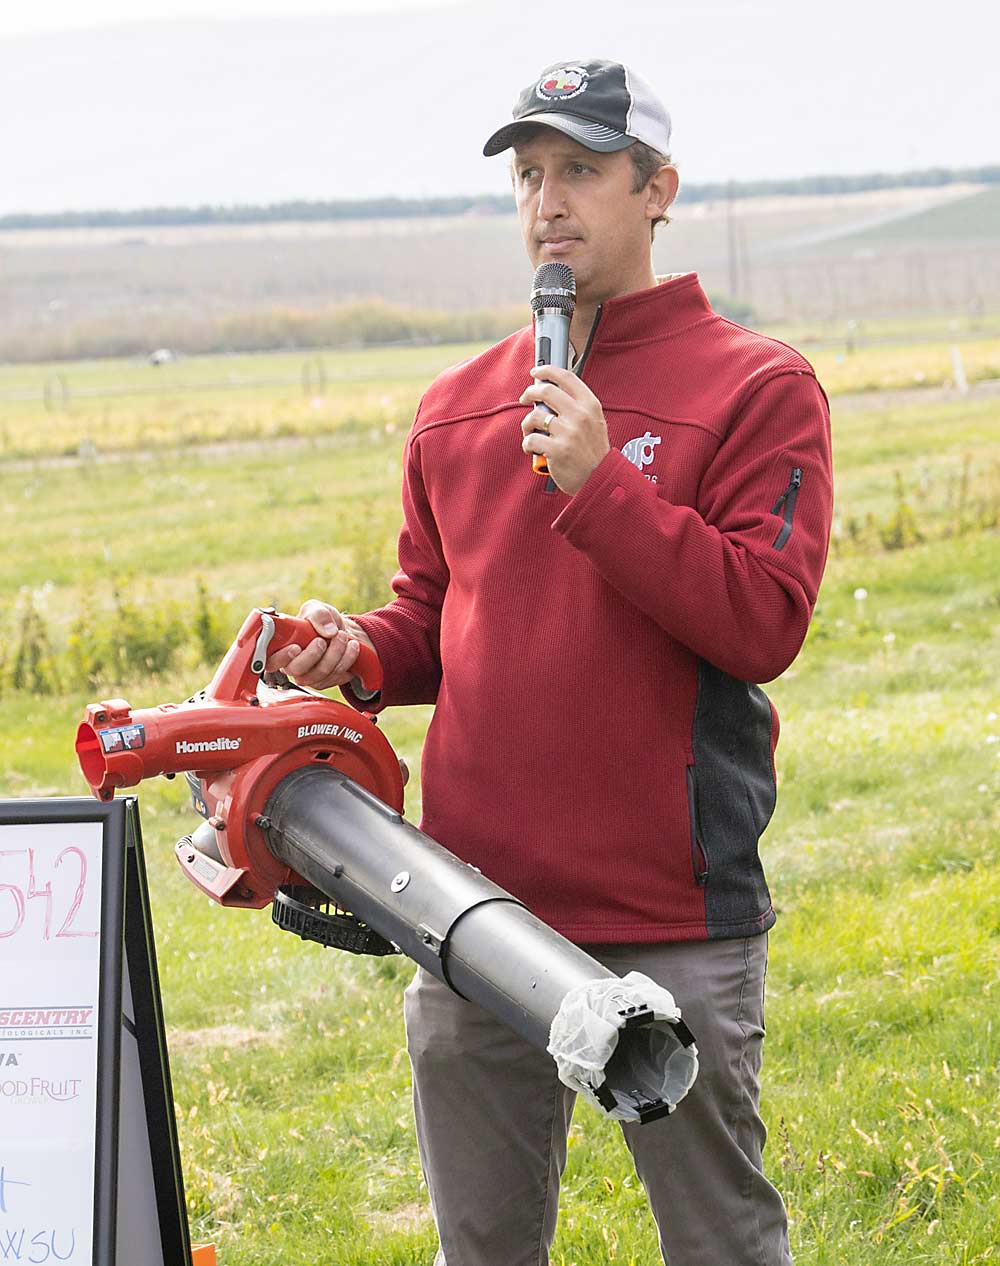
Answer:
76;608;698;1123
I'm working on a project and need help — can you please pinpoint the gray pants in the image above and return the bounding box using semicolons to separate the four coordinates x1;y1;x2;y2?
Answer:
403;935;792;1266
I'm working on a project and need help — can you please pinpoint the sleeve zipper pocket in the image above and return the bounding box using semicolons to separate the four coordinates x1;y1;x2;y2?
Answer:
771;466;802;551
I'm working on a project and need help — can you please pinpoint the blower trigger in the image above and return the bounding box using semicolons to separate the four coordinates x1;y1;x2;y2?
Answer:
251;611;277;675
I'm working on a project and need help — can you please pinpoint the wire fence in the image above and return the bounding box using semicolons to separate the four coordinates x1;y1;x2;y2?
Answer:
0;354;439;408
3;328;998;411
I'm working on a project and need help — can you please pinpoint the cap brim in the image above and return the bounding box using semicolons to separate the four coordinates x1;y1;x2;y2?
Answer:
483;112;634;157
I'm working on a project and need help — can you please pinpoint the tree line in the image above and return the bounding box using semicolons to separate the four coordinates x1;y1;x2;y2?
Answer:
4;165;999;231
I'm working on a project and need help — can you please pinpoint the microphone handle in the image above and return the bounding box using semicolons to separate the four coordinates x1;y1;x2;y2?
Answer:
531;307;573;476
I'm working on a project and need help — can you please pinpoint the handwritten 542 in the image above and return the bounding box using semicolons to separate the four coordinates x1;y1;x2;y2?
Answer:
0;849;97;943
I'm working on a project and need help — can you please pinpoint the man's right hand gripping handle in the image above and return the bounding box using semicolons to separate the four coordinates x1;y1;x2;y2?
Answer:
265;599;380;694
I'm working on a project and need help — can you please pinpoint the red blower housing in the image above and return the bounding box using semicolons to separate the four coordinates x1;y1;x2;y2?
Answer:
75;608;404;908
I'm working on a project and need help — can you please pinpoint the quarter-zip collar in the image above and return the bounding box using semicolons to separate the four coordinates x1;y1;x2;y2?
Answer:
544;276;706;492
572;304;603;377
582;272;714;350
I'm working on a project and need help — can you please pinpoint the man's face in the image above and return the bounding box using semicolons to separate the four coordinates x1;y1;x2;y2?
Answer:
511;130;664;305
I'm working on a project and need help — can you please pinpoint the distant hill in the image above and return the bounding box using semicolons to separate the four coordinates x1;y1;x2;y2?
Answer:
2;165;998;231
3;180;997;364
827;185;1000;246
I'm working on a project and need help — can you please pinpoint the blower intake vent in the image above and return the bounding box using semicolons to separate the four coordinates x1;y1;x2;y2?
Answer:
272;885;399;956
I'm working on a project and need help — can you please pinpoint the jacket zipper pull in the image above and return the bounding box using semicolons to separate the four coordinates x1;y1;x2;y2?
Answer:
771;466;802;515
771;467;803;550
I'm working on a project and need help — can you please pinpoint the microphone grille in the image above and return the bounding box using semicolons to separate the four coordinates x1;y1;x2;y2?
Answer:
530;263;576;316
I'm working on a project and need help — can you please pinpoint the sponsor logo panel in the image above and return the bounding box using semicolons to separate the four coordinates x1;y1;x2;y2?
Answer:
0;1075;83;1104
0;1006;95;1041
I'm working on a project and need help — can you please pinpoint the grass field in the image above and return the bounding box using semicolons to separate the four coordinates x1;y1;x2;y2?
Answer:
1;337;998;1264
1;328;999;464
0;343;483;462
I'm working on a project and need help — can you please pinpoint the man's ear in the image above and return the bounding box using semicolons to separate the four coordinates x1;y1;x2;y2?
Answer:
645;164;679;222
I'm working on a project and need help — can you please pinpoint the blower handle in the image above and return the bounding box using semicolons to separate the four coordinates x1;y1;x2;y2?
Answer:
276;615;383;698
206;609;383;703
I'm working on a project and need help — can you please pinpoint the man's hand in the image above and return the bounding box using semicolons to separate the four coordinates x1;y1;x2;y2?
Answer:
265;599;378;690
520;365;611;495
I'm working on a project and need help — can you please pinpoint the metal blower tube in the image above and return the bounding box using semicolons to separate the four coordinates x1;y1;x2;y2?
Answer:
263;766;680;1118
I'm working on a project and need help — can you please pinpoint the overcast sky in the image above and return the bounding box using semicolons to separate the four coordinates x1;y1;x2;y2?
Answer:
0;0;466;35
1;0;997;213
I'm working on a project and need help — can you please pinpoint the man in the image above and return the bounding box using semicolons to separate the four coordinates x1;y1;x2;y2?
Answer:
269;59;832;1266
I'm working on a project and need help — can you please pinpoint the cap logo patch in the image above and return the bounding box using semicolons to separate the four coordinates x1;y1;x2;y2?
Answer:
536;66;588;102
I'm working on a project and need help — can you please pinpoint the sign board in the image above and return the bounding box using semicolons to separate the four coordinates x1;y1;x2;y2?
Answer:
0;798;192;1265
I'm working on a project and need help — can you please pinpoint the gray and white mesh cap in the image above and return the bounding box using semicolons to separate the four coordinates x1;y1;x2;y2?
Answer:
483;60;672;157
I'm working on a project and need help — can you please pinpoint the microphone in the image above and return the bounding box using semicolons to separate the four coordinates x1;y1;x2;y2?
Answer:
529;262;576;476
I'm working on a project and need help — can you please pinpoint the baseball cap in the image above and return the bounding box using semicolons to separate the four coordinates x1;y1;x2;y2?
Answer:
483;59;672;157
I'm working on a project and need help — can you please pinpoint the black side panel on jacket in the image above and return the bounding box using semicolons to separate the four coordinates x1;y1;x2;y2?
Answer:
691;661;778;938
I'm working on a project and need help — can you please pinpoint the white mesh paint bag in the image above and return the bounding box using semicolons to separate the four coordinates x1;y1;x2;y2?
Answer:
547;971;699;1122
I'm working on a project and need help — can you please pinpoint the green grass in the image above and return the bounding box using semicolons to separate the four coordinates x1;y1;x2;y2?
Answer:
806;339;1000;396
0;342;490;461
0;343;998;1264
766;312;1000;348
1;331;998;463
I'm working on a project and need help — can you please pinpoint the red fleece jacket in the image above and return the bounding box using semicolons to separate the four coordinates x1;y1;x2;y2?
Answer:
350;273;832;943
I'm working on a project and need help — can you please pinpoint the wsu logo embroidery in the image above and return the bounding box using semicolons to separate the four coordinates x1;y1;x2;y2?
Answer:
622;431;661;482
